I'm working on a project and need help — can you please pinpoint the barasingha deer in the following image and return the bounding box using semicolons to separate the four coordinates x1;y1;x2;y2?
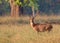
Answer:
29;16;53;32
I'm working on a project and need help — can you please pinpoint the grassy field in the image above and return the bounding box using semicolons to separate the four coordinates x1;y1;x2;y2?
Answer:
0;15;60;43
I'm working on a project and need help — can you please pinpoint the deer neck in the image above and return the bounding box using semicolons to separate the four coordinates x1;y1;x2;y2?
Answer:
30;19;35;27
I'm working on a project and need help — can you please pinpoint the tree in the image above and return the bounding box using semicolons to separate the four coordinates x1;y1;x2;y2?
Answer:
29;0;39;16
0;0;39;17
23;0;39;16
13;0;39;16
0;0;20;17
9;0;19;17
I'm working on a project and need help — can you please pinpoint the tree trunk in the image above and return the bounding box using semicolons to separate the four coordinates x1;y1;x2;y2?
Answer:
32;6;35;17
9;0;19;17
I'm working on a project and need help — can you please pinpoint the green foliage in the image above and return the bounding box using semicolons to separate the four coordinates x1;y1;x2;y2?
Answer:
14;0;39;10
24;0;39;10
29;0;39;9
5;0;9;2
15;0;22;6
0;0;2;4
0;0;39;10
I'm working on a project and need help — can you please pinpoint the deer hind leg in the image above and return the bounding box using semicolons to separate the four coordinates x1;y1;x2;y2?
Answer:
46;25;53;32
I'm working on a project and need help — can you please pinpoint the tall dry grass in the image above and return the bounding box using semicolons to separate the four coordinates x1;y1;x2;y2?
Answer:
0;15;60;43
